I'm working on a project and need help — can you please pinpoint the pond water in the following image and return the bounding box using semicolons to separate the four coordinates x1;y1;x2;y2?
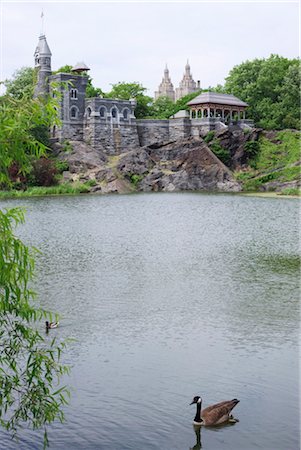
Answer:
0;193;299;450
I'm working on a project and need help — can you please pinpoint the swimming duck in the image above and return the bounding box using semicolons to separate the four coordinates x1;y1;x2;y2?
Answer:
45;321;59;330
190;396;239;426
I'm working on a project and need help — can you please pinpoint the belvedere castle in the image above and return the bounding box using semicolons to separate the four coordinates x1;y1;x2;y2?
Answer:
34;34;253;155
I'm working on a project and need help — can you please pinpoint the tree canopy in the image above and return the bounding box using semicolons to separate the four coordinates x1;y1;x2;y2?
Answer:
224;55;300;129
4;67;36;99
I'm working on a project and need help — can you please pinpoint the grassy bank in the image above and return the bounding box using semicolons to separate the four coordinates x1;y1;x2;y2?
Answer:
235;130;300;194
0;182;91;199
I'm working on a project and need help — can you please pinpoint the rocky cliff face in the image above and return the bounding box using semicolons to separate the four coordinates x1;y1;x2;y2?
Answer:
54;136;242;194
211;127;261;169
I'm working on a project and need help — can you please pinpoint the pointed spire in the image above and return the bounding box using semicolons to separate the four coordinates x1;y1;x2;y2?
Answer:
154;64;175;101
40;10;45;36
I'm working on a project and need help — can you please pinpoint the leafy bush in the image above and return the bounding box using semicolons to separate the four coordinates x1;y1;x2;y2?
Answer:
280;187;301;196
62;141;73;153
129;174;144;186
210;140;231;165
55;160;70;173
204;131;215;143
244;141;260;157
84;179;97;187
30;158;58;186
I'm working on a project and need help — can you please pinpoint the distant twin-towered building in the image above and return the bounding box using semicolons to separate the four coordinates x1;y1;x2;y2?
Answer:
33;33;253;155
154;62;200;102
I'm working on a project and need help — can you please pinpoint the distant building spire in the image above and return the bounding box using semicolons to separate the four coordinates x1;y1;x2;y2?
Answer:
175;60;198;101
154;65;175;101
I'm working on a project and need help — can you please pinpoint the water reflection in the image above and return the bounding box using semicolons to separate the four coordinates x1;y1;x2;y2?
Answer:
190;425;202;449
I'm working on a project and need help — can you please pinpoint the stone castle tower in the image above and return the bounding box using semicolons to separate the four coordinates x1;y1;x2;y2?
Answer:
33;34;52;98
155;61;199;102
154;65;175;102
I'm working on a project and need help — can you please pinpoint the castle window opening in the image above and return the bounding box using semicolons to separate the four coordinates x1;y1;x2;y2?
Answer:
70;89;78;99
112;108;117;118
86;107;92;118
99;107;106;117
70;106;78;119
123;109;129;119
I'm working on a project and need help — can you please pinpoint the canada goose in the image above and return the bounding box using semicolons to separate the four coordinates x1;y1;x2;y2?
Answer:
190;396;239;426
45;321;59;330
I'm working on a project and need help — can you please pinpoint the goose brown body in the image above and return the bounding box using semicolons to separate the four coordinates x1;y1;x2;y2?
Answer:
190;396;239;426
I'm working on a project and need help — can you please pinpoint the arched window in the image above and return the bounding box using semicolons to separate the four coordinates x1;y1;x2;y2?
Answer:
123;108;129;119
111;108;117;118
70;106;78;119
86;107;92;118
70;89;78;99
99;107;106;118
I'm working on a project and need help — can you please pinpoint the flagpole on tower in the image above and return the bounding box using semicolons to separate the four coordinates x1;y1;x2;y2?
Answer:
41;10;44;35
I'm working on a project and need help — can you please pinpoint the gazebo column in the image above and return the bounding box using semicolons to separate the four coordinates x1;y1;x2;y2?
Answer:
201;108;204;118
190;109;192;119
207;107;210;118
214;108;216;118
243;110;246;120
222;109;225;121
238;111;240;120
230;110;233;121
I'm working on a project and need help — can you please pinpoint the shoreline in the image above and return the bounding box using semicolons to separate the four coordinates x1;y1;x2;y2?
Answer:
0;188;300;201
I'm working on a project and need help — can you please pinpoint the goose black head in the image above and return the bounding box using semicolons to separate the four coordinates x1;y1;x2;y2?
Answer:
190;396;202;405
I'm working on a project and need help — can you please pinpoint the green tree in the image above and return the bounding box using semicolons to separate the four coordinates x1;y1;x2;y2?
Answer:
0;93;59;185
106;81;146;100
150;96;176;119
106;82;153;118
224;55;300;129
0;87;69;447
4;67;36;99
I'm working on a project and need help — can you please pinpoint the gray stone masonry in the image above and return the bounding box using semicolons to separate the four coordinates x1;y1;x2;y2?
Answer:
84;98;139;154
136;120;170;147
50;72;88;141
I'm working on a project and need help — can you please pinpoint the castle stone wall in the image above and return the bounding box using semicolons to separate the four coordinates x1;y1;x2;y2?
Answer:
169;118;191;141
136;120;170;147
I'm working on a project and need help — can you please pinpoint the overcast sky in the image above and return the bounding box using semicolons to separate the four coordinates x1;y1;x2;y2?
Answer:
0;1;299;96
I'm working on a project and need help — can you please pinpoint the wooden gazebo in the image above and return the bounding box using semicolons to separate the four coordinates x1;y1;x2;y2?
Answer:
187;92;248;122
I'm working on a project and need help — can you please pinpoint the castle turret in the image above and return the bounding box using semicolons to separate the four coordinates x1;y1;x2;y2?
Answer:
34;34;52;97
154;65;175;102
175;60;198;101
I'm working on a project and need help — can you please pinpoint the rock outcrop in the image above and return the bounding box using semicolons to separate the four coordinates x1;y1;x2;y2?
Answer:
213;127;261;169
53;137;242;194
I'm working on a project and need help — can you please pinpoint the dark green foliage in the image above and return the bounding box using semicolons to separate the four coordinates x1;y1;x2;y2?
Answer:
224;55;300;129
30;124;50;147
84;179;97;187
210;140;231;165
244;141;260;157
55;160;69;173
30;158;58;186
129;174;144;186
204;131;215;143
